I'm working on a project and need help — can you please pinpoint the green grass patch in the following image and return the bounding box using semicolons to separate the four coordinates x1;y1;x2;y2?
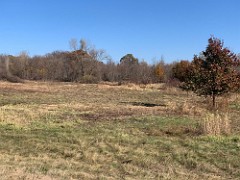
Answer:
0;117;239;179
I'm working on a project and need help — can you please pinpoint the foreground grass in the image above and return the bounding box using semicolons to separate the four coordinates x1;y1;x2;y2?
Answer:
0;118;240;179
0;81;239;179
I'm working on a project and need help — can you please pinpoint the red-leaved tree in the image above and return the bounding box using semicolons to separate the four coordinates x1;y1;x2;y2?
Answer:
181;36;240;108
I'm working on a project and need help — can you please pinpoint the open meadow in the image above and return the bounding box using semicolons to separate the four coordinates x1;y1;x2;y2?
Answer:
0;81;240;179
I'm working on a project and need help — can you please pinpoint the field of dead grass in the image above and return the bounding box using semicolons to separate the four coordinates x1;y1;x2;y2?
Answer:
0;81;239;179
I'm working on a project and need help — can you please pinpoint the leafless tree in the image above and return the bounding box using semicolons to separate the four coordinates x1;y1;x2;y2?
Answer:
69;38;78;51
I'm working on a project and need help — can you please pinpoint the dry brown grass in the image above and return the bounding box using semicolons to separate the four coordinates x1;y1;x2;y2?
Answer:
0;81;238;127
0;81;237;123
202;112;231;135
0;81;167;123
0;81;239;179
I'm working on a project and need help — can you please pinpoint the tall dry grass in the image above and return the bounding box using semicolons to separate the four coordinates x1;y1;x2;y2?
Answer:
202;112;231;135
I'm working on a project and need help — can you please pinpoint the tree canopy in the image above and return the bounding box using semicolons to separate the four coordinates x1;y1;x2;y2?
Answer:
180;36;240;108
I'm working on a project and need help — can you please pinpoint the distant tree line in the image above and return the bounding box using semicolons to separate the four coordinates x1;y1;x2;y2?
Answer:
0;52;174;84
0;38;239;89
0;40;177;84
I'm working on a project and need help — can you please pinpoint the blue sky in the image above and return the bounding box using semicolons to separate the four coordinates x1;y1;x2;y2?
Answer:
1;0;240;63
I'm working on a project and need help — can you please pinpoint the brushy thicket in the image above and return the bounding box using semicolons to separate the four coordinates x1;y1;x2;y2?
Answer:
0;51;175;85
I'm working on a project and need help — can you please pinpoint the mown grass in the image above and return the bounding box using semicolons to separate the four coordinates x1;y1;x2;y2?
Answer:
0;81;239;179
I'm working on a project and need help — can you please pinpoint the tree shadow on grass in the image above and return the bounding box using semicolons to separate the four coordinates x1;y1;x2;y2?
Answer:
120;101;166;107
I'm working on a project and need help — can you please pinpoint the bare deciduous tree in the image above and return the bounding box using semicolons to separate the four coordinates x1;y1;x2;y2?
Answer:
69;38;78;51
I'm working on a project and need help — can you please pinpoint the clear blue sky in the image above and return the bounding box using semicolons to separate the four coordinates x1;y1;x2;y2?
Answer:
1;0;240;63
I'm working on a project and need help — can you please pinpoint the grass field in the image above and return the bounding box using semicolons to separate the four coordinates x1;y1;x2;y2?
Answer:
0;81;240;179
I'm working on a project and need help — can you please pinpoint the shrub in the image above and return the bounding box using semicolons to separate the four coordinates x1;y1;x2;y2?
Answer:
80;75;98;84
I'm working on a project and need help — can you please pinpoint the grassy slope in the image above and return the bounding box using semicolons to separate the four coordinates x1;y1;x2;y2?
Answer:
0;81;239;179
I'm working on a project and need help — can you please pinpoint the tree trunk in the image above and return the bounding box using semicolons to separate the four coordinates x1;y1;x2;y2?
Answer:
212;93;216;110
5;56;10;76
